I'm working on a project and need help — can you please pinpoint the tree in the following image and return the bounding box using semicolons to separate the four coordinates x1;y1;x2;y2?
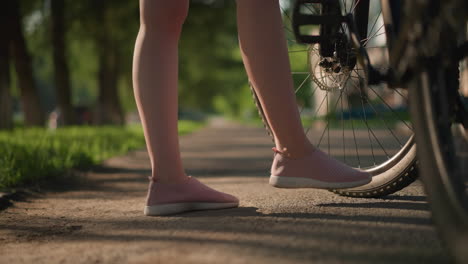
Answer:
92;1;125;125
0;6;13;130
51;0;75;125
6;0;45;126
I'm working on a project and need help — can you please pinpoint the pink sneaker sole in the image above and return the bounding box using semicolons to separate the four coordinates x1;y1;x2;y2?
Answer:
269;175;371;189
144;202;239;216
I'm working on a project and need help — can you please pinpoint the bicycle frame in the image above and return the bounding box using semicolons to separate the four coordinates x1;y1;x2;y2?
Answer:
353;0;402;86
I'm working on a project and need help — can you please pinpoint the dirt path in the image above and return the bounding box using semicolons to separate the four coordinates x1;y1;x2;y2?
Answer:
0;120;449;264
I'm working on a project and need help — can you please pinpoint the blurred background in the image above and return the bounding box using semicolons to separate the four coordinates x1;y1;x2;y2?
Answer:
1;0;260;189
0;0;257;130
2;0;463;190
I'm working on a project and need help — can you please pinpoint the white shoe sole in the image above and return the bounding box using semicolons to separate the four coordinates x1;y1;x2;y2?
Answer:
144;202;239;216
269;175;371;189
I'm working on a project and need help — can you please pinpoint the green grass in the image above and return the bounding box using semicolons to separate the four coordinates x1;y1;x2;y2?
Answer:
0;120;204;191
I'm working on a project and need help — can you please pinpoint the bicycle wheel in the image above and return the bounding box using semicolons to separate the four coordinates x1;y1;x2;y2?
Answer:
250;0;418;198
403;0;468;262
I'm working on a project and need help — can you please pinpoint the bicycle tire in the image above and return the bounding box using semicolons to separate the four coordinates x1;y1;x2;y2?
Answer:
410;69;468;264
403;0;468;262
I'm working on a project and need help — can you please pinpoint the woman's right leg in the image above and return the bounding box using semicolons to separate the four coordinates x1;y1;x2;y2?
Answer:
132;0;189;183
132;0;238;216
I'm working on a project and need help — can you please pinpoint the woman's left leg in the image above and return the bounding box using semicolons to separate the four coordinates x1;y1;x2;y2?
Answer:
133;0;239;216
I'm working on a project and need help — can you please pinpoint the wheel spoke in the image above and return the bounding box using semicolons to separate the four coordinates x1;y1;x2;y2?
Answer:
281;6;292;21
393;88;408;101
304;84;323;136
311;90;328;119
283;26;296;37
327;90;330;154
289;50;310;53
350;0;361;13
366;84;413;130
366;12;382;43
351;80;391;159
362;25;385;46
295;74;311;93
317;90;344;149
360;86;404;146
350;109;362;168
353;79;377;164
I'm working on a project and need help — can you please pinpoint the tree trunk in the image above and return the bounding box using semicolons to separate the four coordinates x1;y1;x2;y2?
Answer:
93;3;124;125
94;46;124;125
0;6;13;130
51;0;75;125
7;0;44;126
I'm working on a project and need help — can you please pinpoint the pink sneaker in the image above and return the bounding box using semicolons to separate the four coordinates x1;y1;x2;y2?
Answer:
269;147;371;189
144;176;239;216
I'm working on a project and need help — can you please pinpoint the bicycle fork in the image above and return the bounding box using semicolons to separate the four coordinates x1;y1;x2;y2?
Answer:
292;0;400;87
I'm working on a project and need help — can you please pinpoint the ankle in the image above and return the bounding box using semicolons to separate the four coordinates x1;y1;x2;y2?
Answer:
273;142;315;159
149;174;190;184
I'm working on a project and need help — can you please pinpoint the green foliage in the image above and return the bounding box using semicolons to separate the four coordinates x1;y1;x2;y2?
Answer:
15;0;312;121
0;120;203;190
179;1;247;113
213;83;258;118
18;0;251;117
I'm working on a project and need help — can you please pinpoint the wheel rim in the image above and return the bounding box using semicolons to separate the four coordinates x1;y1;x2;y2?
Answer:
280;0;413;172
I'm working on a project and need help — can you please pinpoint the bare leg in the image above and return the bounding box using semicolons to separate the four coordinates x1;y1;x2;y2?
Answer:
236;0;314;159
133;0;188;183
133;0;238;215
236;0;371;188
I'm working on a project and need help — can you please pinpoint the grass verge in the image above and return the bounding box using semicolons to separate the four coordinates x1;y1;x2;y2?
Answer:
0;120;204;191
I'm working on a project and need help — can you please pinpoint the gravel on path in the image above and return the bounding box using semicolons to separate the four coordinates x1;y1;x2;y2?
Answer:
0;120;449;264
